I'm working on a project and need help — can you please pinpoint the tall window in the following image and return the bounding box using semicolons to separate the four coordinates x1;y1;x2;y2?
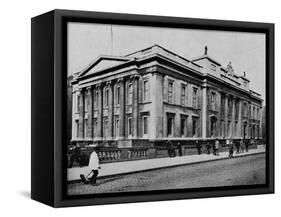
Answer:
181;85;186;106
128;117;132;136
180;117;186;136
116;86;120;105
76;120;79;137
167;116;174;136
192;118;198;137
257;108;259;120
143;80;149;101
128;83;133;105
192;88;198;108
143;116;148;136
253;107;256;120
211;92;216;110
210;118;217;137
95;91;99;107
77;94;80;113
104;88;109;107
115;119;120;137
221;120;225;137
168;81;173;103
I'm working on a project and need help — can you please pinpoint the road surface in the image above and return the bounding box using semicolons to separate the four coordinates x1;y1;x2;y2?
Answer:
68;153;265;195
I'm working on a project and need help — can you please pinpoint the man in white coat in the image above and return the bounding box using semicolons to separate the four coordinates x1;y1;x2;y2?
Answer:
80;150;100;185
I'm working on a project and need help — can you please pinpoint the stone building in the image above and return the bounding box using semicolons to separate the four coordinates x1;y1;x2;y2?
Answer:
70;45;263;157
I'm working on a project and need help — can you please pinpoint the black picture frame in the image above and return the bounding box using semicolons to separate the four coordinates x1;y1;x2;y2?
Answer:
31;9;274;207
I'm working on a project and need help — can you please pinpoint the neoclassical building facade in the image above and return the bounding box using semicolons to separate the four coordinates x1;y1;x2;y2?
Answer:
70;45;263;149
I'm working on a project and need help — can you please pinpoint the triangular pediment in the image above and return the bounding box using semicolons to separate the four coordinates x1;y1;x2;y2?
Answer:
78;56;130;77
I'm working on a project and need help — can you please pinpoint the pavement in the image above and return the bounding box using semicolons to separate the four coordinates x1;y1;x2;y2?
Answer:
67;145;265;182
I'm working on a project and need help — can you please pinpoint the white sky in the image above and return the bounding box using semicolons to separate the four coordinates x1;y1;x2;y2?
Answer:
67;22;266;102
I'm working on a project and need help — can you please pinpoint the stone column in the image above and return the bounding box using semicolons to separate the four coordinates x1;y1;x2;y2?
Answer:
237;99;242;138
231;97;235;138
78;88;84;138
201;80;207;138
96;83;103;140
224;94;228;137
131;74;140;138
118;78;126;139
86;86;93;138
106;81;114;140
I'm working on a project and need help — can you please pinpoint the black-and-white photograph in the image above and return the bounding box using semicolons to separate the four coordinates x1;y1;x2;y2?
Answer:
66;22;266;196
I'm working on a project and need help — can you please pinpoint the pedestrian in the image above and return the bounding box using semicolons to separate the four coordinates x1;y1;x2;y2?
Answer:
68;143;81;168
215;139;220;156
240;139;245;153
206;142;211;154
245;139;249;152
166;140;174;157
80;149;101;186
177;142;182;157
228;139;234;158
196;140;202;155
235;140;240;154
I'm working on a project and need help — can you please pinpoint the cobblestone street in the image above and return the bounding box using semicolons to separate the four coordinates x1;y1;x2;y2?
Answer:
68;153;265;195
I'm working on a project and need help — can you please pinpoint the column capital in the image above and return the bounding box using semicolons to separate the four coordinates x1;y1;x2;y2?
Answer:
129;73;140;81
105;80;112;86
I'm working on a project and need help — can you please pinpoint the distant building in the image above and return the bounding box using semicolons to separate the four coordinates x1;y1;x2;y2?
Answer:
70;45;263;149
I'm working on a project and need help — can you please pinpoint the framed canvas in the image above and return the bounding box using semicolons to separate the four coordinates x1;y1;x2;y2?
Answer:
31;9;274;207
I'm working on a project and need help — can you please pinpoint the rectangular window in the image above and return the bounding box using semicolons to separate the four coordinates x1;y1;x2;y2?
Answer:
257;108;259;120
116;86;120;105
181;85;186;106
76;94;80;113
105;88;109;107
211;92;216;110
95;91;99;107
168;82;173;103
180;117;186;136
221;120;224;137
192;88;198;108
143;80;149;101
192;118;198;137
76;120;79;137
128;117;132;136
167;115;174;136
143;116;148;135
128;83;133;105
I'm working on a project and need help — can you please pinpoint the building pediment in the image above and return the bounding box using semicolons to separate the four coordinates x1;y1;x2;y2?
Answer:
77;55;131;78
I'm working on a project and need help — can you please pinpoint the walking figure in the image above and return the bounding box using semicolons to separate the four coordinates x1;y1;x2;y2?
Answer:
215;139;220;156
80;149;101;186
177;142;183;157
228;139;234;158
245;139;249;152
69;144;81;168
240;139;245;153
196;140;202;155
235;140;240;154
206;142;211;155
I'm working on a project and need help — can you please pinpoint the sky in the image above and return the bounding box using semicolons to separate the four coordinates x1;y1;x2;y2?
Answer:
67;22;266;102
